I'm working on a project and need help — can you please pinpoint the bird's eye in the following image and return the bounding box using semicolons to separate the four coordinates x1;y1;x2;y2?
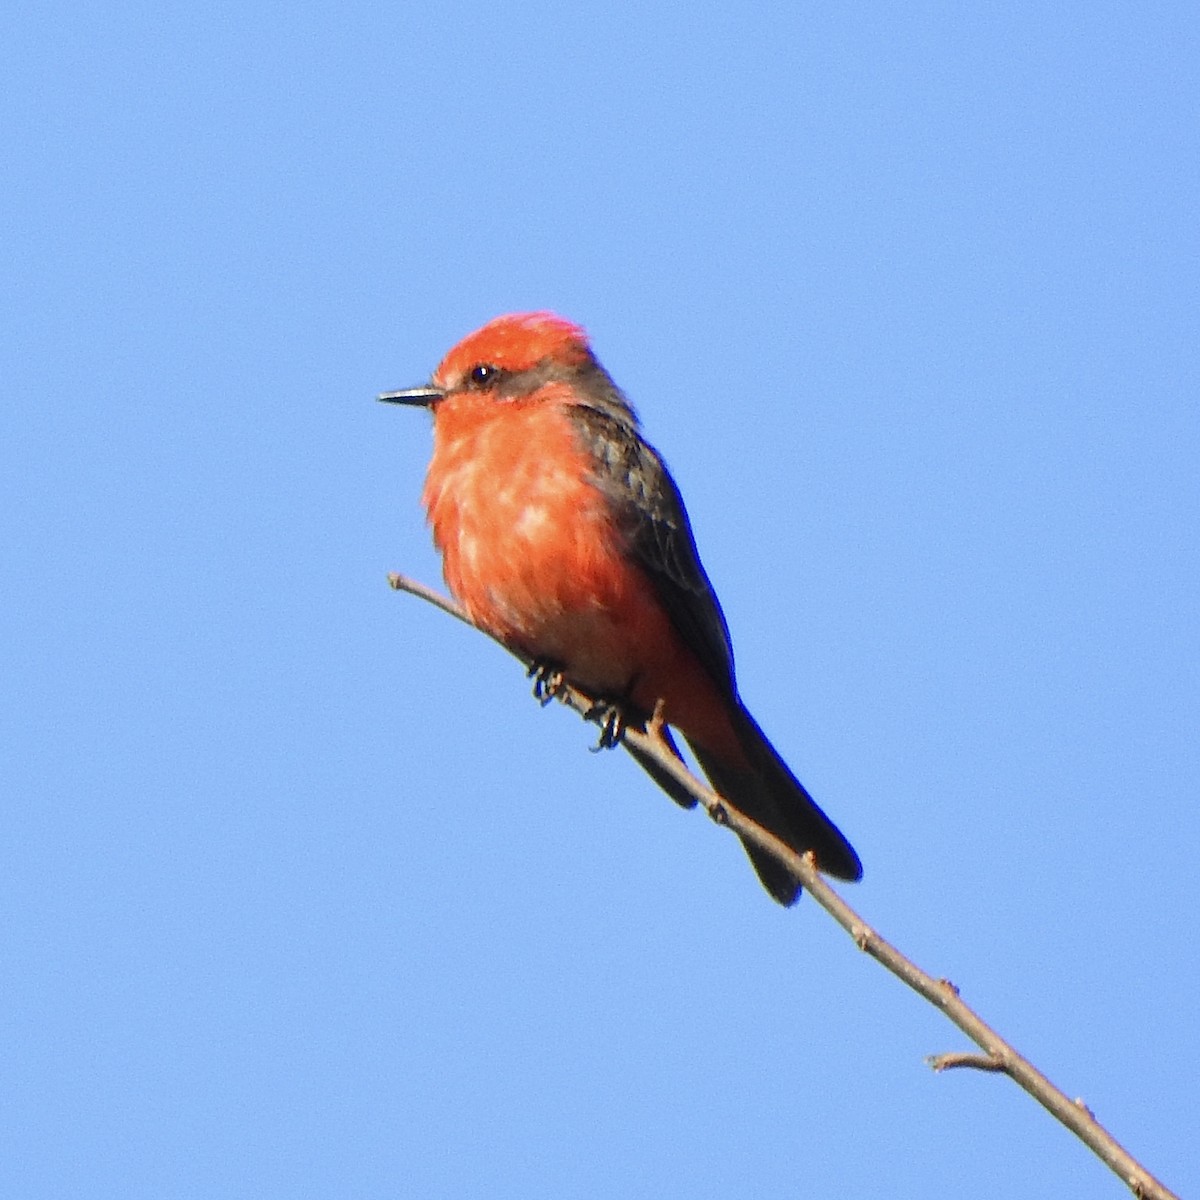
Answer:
468;364;500;388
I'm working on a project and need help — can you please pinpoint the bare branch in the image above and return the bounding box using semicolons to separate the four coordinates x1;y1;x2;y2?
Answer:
927;1052;1007;1074
386;571;1180;1200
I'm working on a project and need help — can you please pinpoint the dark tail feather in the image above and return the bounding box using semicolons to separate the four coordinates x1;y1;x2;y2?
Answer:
623;725;697;810
690;704;862;906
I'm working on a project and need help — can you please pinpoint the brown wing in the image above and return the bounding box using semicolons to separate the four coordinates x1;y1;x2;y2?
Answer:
570;404;738;702
570;402;864;895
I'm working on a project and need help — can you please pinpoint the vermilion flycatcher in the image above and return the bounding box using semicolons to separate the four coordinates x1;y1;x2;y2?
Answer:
381;312;861;903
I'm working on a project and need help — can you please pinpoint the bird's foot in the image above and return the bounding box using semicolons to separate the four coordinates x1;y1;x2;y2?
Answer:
585;700;628;751
527;661;566;707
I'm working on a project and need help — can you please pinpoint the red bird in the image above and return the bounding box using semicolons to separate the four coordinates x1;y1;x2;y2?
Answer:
381;312;861;903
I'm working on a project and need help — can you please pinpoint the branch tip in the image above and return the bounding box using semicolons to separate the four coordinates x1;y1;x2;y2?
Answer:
927;1051;1007;1074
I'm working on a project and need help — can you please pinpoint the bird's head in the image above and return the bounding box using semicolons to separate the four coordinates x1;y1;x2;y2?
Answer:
379;312;636;424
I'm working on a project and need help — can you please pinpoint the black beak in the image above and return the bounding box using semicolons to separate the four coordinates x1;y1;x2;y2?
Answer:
377;385;444;407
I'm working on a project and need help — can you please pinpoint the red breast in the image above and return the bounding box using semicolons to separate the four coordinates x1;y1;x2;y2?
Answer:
422;385;744;765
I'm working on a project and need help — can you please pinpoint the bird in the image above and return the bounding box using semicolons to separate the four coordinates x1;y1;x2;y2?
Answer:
380;312;861;903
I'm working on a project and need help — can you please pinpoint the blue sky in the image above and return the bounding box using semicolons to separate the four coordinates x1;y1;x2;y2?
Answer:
3;3;1196;1197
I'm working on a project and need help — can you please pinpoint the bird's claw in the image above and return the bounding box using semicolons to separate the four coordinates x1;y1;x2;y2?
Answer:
528;661;566;706
585;701;627;751
527;662;629;751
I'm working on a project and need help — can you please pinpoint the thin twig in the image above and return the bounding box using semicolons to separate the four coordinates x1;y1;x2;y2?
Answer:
386;571;1180;1200
927;1051;1007;1074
